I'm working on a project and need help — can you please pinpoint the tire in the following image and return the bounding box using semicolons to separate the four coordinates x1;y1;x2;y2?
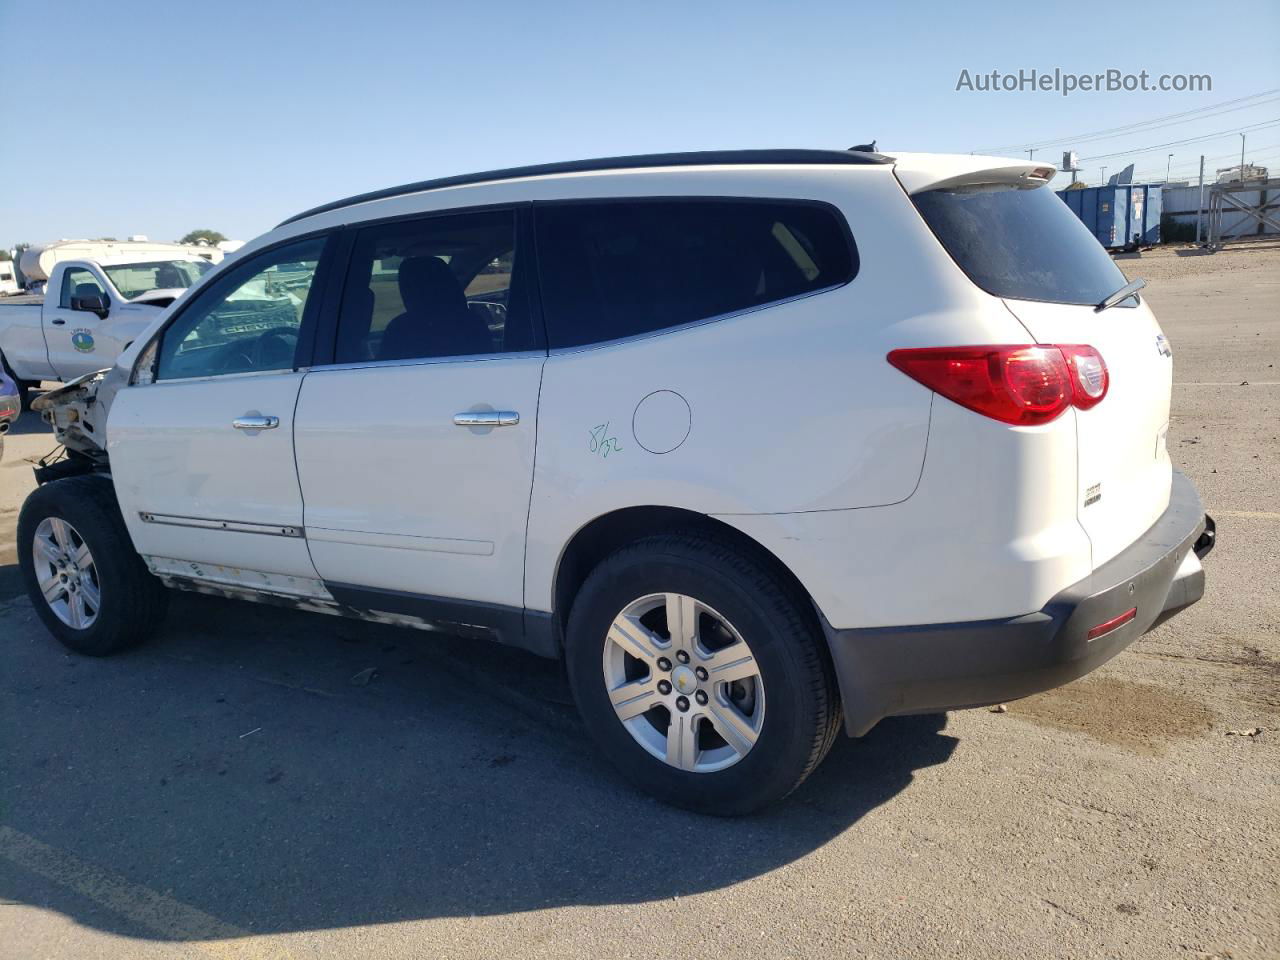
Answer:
17;475;168;656
565;532;841;815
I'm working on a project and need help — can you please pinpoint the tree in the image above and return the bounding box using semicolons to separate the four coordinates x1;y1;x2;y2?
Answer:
1064;181;1089;190
0;249;10;261
179;229;226;245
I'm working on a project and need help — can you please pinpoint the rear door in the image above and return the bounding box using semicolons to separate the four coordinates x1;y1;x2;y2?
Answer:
911;181;1174;566
0;303;56;381
109;235;333;583
292;206;544;615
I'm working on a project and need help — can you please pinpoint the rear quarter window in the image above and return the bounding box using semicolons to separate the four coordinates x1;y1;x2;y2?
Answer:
912;185;1129;306
535;199;857;349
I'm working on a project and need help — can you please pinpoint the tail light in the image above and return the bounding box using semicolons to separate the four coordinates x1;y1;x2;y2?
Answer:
1060;344;1108;409
887;345;1109;426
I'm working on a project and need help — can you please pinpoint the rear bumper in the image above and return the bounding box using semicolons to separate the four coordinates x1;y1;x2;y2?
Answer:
826;470;1213;736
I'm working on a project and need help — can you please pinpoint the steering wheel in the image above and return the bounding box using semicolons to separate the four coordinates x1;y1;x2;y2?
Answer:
251;327;299;370
217;344;255;373
212;327;299;374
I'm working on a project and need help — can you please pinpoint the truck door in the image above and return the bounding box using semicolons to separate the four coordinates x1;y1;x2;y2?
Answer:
108;235;334;586
44;265;124;379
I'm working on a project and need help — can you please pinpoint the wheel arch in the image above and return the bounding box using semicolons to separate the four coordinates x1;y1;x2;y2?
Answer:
548;505;824;656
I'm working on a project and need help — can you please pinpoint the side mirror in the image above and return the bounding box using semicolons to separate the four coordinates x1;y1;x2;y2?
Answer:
70;293;109;319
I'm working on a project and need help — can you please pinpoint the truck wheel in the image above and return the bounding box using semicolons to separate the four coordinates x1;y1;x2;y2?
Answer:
17;475;168;656
565;532;840;815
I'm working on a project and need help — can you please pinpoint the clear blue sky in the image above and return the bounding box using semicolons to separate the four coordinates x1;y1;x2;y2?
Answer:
2;0;1277;247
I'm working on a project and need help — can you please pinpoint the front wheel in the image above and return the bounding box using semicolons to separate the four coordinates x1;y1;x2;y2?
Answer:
17;475;168;655
565;533;840;815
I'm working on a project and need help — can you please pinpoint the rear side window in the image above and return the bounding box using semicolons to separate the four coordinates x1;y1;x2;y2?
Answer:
913;186;1129;306
332;208;535;364
535;199;856;349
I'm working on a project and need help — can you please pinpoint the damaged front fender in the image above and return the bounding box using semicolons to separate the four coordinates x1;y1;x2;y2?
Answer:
32;370;113;459
30;352;142;481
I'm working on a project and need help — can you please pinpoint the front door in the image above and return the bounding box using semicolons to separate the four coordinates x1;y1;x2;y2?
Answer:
109;235;332;584
45;266;123;379
293;207;544;615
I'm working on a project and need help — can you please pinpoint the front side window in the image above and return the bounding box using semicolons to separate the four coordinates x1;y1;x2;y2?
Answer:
333;208;532;364
103;260;213;300
535;199;857;349
912;185;1130;306
59;268;105;308
156;236;326;381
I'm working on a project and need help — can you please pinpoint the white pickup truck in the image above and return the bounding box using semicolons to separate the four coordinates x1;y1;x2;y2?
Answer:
0;256;213;407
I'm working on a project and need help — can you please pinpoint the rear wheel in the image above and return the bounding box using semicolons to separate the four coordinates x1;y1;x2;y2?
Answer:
566;533;840;815
18;475;168;655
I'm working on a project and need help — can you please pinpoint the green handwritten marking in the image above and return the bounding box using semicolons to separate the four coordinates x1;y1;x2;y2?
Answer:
589;422;622;458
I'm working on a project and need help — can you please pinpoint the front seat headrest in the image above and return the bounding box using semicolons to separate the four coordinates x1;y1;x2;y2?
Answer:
398;256;467;317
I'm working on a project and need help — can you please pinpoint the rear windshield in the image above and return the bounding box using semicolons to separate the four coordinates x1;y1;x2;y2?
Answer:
913;186;1129;306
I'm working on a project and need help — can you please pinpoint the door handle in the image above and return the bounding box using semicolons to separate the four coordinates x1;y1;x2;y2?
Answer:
232;416;280;430
51;319;66;325
453;411;519;427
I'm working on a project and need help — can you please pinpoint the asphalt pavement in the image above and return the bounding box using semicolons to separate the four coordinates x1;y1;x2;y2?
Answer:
1;243;1276;959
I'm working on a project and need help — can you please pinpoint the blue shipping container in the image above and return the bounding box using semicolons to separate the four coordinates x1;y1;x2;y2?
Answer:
1057;183;1163;249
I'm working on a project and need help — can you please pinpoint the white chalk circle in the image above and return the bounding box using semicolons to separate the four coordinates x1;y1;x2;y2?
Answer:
631;390;692;455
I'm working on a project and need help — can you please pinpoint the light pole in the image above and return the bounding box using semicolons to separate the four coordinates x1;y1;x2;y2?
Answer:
1166;153;1174;183
1196;155;1206;244
1240;133;1247;183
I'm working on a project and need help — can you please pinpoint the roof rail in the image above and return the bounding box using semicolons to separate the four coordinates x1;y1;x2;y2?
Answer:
278;149;894;226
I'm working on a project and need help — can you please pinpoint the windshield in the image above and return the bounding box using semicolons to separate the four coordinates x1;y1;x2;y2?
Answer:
103;260;214;300
913;186;1130;307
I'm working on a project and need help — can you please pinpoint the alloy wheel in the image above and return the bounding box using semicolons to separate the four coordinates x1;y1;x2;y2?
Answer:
32;517;101;629
602;592;765;772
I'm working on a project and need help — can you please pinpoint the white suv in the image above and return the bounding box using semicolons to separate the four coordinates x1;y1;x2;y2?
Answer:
20;149;1214;814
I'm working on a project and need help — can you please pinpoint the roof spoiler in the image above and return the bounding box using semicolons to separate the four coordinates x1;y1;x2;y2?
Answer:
891;152;1058;195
